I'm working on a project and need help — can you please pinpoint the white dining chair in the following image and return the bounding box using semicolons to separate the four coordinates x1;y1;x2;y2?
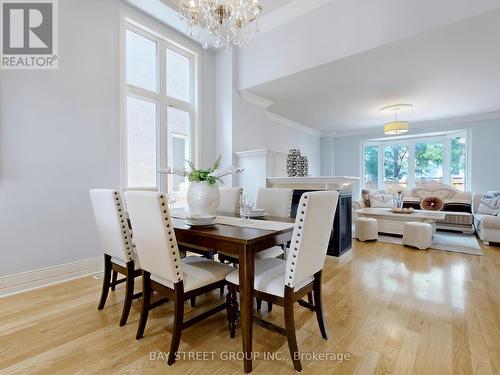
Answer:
123;187;159;191
124;190;234;366
225;191;339;372
218;187;294;311
89;189;142;326
218;187;242;213
255;187;293;217
254;188;293;261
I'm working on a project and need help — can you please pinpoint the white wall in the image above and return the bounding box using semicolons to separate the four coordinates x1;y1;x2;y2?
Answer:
321;136;335;176
329;117;500;198
238;0;500;89
0;0;215;276
214;49;234;184
232;97;321;176
214;48;322;189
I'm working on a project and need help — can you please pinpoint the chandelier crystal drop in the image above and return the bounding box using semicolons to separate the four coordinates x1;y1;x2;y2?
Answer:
179;0;263;49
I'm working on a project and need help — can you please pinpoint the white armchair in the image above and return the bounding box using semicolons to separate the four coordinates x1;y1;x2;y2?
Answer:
473;194;500;245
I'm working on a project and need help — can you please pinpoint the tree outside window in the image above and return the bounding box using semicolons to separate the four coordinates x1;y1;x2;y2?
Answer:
362;132;468;192
384;144;408;190
364;145;378;190
415;141;443;185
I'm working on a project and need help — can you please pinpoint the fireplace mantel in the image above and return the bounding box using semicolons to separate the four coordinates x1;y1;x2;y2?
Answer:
267;176;359;191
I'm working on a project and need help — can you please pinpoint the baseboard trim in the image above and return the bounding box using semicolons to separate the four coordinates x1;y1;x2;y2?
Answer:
0;257;103;298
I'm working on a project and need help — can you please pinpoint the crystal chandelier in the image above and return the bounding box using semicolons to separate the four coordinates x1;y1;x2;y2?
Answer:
179;0;263;49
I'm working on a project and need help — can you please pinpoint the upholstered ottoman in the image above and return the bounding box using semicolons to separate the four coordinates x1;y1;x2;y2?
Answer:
355;217;378;241
403;222;433;250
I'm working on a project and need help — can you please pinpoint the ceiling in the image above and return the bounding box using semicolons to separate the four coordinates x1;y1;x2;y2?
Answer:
248;9;500;133
259;0;291;16
126;0;292;48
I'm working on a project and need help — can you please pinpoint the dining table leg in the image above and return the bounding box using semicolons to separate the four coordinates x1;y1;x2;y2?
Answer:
238;246;255;373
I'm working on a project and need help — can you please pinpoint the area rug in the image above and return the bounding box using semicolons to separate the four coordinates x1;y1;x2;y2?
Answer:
374;232;484;256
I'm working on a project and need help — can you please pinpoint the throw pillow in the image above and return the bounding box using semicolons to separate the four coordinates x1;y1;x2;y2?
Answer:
420;196;444;211
369;193;394;208
478;194;500;216
361;189;372;208
362;189;387;208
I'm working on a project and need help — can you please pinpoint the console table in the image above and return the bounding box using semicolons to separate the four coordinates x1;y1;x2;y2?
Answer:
267;176;359;257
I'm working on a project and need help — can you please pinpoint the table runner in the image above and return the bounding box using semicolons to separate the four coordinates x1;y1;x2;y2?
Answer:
173;213;294;231
215;215;294;231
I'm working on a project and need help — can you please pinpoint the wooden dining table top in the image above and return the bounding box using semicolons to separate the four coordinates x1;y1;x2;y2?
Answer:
171;209;295;247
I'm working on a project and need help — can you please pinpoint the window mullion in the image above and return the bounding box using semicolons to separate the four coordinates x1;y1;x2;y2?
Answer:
443;137;451;186
158;41;168;193
378;143;384;190
408;141;416;189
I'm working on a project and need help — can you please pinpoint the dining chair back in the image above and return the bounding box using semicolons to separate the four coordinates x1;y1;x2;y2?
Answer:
218;187;242;213
124;191;182;285
255;188;293;218
124;190;233;367
225;190;339;371
123;187;159;191
89;189;133;262
286;191;339;289
89;189;141;326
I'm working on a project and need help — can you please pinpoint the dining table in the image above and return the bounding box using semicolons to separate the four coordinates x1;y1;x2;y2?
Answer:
171;209;295;373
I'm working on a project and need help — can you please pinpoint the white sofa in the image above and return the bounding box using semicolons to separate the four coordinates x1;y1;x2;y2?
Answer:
403;184;474;234
473;194;500;245
354;183;474;234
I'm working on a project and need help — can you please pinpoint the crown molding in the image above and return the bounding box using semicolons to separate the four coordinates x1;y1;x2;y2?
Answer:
322;131;336;138
257;0;332;35
234;149;269;157
234;148;287;157
238;90;274;109
331;110;500;138
265;111;323;137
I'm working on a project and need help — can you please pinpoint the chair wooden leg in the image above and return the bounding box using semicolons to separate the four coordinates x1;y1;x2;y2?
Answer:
227;286;238;339
136;271;151;340
256;298;262;311
190;297;196;308
98;255;111;310
284;286;302;372
267;301;273;312
168;283;185;366
313;271;328;339
219;285;225;297
111;270;118;291
119;262;135;326
307;292;314;305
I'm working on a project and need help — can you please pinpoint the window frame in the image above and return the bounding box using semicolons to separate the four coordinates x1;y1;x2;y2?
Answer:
361;130;471;193
169;132;189;193
120;19;198;191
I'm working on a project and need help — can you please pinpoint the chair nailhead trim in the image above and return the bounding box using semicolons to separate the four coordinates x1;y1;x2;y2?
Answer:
288;195;311;288
159;194;182;283
112;191;133;262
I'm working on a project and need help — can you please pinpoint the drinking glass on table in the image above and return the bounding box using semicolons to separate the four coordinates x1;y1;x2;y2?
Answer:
240;195;254;222
167;192;177;212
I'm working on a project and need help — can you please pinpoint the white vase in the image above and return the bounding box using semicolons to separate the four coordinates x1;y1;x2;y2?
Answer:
187;181;220;215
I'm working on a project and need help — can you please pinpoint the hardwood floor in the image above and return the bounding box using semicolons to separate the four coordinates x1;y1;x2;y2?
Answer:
1;240;499;374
